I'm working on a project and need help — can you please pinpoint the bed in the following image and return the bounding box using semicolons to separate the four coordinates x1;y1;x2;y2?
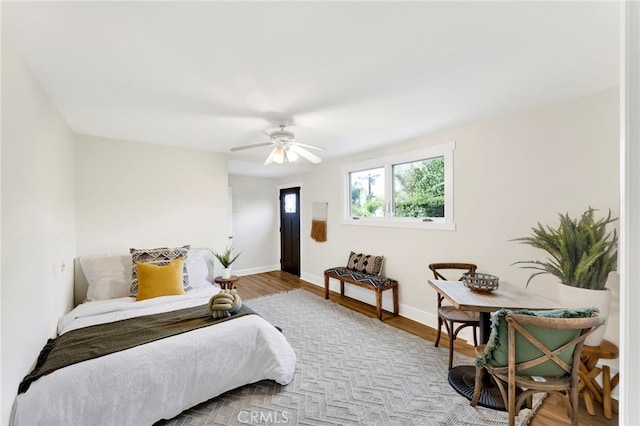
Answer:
10;248;297;426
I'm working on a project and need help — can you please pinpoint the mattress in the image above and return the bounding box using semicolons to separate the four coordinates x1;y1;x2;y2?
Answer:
10;287;297;426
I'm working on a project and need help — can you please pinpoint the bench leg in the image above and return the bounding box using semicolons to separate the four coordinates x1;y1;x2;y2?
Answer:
324;274;329;299
376;289;383;320
393;285;399;316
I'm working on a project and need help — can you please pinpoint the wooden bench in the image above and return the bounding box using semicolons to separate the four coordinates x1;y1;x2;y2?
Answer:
324;267;398;321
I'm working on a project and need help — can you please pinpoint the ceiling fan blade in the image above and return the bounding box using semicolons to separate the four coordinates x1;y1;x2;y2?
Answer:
290;144;322;164
264;147;277;165
230;142;273;152
262;131;274;138
292;141;326;151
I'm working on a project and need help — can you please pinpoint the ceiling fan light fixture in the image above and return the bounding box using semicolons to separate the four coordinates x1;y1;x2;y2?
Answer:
272;146;285;164
284;146;299;162
231;124;324;165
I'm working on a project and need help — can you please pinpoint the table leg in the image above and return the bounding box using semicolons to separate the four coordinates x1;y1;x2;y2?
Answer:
479;311;491;343
478;312;494;387
448;366;509;411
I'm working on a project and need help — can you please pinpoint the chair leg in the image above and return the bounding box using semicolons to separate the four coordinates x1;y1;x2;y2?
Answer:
448;339;455;370
435;316;443;347
473;325;478;347
508;376;517;426
436;320;454;369
447;321;455;370
470;365;483;406
436;318;457;371
493;376;509;409
569;388;579;426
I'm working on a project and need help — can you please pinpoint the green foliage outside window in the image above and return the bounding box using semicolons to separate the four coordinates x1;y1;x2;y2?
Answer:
394;157;445;218
351;197;385;217
350;168;385;217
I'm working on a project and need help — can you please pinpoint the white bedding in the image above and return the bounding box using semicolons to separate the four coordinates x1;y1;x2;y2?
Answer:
11;287;297;426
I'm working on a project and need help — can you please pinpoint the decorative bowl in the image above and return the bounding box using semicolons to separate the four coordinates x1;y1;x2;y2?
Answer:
462;273;499;292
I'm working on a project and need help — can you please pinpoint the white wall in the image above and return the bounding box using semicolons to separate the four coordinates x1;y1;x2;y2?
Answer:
75;134;229;258
228;175;280;274
1;34;76;425
296;88;620;344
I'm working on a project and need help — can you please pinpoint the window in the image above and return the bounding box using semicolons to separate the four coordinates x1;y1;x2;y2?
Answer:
342;143;454;230
393;157;444;219
349;167;385;217
284;193;297;213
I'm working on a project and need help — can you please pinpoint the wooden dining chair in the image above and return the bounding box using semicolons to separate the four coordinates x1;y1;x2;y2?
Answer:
428;262;478;370
471;311;604;426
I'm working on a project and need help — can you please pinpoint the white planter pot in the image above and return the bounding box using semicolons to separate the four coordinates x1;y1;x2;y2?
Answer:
222;267;232;279
557;284;611;347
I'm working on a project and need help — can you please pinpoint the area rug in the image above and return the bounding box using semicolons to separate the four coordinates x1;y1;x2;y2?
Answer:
159;289;543;425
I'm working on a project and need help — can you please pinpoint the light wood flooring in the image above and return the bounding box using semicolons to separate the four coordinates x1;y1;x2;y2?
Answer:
236;270;618;426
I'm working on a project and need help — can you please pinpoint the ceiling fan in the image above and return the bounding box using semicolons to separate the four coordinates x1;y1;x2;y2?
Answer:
230;125;325;165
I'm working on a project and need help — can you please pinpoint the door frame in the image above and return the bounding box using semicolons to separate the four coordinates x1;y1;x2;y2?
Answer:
277;182;303;275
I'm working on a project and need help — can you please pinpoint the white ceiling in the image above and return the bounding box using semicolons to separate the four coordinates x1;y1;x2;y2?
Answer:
1;1;619;178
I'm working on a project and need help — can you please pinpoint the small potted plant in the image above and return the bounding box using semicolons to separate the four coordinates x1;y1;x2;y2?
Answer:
213;245;241;279
512;207;618;345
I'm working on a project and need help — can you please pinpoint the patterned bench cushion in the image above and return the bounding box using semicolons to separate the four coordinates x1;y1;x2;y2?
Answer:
324;267;397;288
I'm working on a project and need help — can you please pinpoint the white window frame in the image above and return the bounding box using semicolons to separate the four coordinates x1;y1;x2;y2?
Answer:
340;142;455;231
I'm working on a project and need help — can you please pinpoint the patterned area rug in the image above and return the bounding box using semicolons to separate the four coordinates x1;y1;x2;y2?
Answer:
159;290;543;425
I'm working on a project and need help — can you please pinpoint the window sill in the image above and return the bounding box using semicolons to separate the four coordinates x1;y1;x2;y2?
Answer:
340;218;456;231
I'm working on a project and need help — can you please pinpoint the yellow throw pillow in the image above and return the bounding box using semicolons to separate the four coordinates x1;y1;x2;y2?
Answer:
135;257;185;301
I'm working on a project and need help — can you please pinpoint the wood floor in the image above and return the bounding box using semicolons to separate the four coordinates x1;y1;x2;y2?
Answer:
236;270;618;426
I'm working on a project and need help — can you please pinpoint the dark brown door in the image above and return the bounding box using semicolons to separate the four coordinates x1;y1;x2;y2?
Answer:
280;187;301;276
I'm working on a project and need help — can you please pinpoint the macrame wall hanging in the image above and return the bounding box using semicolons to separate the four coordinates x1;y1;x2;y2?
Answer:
311;201;328;242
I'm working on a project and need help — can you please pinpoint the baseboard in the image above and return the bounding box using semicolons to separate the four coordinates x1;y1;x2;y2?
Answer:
234;265;280;276
300;272;474;342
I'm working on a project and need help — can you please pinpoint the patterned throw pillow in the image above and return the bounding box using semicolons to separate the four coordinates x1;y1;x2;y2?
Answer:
359;254;384;275
130;245;191;296
347;252;362;270
346;252;384;276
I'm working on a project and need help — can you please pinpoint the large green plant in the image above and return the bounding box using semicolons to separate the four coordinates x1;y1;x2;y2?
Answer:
513;208;618;290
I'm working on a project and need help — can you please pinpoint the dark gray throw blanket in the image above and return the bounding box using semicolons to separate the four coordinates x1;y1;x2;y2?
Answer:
19;303;257;394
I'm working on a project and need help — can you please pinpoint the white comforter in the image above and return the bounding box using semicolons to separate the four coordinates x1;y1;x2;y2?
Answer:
11;287;297;426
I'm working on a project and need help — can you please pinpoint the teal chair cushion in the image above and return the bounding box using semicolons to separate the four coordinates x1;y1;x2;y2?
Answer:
475;307;599;377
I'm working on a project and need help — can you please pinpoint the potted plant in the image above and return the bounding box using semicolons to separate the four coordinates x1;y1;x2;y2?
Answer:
213;245;241;279
512;207;618;345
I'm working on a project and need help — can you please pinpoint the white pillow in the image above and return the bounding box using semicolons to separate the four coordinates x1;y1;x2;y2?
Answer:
80;255;132;301
187;249;215;289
